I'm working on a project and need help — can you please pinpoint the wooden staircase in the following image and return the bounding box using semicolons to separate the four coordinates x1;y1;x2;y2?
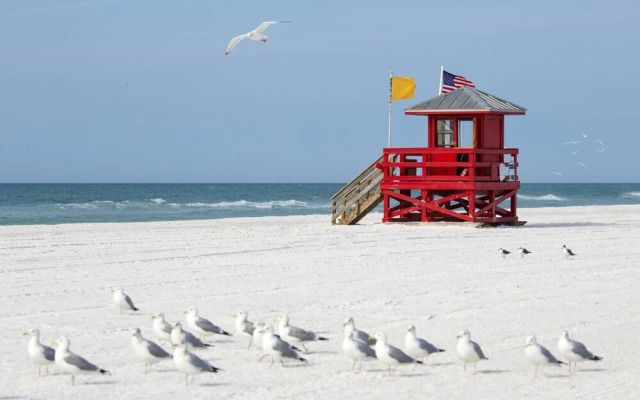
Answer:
331;156;385;225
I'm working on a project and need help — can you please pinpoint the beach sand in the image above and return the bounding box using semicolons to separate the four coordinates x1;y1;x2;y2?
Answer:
2;205;639;399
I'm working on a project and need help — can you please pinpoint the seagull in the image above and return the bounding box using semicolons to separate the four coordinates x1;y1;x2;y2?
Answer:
274;314;329;352
53;337;109;386
343;317;375;345
370;332;422;377
498;248;511;258
131;328;172;373
404;325;445;362
596;147;608;153
151;313;173;344
581;132;588;138
225;21;290;55
258;325;307;368
594;139;605;147
558;331;602;373
251;322;268;352
562;140;581;145
112;287;139;315
578;162;587;167
173;343;222;386
342;330;376;373
518;247;532;259
570;147;579;155
170;322;213;351
233;311;255;349
552;171;564;178
524;336;565;378
23;329;55;376
185;306;232;340
562;245;577;259
456;329;488;374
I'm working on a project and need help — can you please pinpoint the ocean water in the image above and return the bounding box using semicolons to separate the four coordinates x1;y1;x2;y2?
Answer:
0;183;639;226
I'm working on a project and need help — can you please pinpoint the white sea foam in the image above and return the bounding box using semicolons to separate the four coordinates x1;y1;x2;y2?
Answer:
623;191;640;198
518;194;567;201
182;199;310;209
150;198;166;205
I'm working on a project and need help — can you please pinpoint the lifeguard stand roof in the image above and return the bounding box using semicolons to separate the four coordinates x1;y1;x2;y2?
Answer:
405;86;527;116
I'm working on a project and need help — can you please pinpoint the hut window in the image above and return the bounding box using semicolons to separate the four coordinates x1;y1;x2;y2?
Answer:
458;119;474;148
436;119;454;147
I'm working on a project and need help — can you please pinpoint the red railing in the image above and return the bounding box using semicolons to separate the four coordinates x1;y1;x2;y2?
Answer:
381;147;519;182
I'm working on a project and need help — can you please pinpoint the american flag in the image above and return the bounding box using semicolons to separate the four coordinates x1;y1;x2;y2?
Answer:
441;70;475;93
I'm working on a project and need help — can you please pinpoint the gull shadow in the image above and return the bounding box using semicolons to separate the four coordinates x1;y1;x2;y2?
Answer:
270;363;309;369
572;368;607;372
395;372;427;378
428;362;454;367
543;374;571;379
210;339;234;345
526;222;615;228
477;369;508;375
195;382;229;388
304;350;339;355
83;380;118;385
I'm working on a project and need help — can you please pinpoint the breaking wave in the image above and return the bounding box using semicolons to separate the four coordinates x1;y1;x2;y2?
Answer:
517;194;567;201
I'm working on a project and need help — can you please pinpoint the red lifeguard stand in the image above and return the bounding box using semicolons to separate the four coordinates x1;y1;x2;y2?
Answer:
378;86;526;224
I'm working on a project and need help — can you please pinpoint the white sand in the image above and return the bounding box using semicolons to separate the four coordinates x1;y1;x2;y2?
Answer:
2;205;640;399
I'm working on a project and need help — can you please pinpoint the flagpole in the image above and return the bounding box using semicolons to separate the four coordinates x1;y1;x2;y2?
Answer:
388;70;392;148
439;65;444;95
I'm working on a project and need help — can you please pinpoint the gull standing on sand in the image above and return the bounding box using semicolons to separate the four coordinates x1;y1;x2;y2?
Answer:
131;328;172;373
562;245;577;259
173;343;222;386
498;248;511;258
171;322;213;350
53;337;109;386
518;247;532;259
275;314;329;352
225;21;290;55
370;332;422;377
23;329;55;375
342;330;376;373
524;336;565;378
558;331;602;372
112;287;139;315
233;311;255;349
151;313;173;344
404;325;445;363
258;325;307;367
343;317;375;345
456;329;488;373
185;307;232;340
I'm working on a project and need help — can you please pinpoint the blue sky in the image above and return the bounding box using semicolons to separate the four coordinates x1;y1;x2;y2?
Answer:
1;0;638;183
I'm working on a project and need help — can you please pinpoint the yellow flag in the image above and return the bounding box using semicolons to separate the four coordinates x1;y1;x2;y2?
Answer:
391;77;416;101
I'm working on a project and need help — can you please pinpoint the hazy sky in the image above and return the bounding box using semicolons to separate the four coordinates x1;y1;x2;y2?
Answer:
1;0;638;183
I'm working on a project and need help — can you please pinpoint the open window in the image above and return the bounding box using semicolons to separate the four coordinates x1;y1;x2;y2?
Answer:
436;119;454;147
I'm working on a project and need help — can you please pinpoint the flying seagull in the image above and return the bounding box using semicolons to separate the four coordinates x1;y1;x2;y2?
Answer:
578;162;587;167
562;140;581;145
552;171;564;178
225;21;290;55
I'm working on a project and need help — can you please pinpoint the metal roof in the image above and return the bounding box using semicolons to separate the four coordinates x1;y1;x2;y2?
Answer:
405;86;527;115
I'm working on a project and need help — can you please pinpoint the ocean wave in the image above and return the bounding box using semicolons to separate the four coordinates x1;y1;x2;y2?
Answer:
517;194;567;201
181;200;311;209
48;198;331;211
623;191;640;198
